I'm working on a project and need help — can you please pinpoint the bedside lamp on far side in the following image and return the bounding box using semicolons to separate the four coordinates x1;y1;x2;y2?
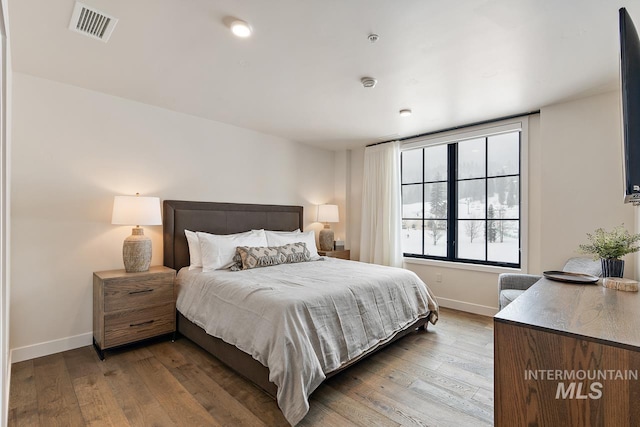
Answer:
317;204;339;251
112;193;162;273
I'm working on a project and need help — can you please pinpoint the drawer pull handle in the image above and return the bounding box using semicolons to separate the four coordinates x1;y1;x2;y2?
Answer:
129;288;154;295
130;320;154;327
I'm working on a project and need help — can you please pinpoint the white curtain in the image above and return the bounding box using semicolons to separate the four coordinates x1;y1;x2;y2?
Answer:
359;141;402;267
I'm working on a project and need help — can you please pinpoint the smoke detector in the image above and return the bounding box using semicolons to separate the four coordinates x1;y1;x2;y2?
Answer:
368;33;379;43
361;77;377;88
68;2;118;42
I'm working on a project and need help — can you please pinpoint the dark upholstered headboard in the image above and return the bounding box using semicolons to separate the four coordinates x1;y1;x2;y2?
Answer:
163;200;304;271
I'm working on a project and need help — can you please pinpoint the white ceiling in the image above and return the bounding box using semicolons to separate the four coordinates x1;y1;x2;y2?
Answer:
8;0;640;150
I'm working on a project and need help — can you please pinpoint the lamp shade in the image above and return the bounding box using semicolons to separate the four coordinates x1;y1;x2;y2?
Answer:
317;204;339;223
112;195;162;226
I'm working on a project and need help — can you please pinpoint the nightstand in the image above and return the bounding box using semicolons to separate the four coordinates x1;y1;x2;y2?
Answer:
318;249;350;260
93;266;176;359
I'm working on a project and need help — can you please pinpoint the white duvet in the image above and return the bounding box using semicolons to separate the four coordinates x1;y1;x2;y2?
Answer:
176;258;439;425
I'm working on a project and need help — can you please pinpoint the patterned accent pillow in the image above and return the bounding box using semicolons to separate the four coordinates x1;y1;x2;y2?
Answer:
232;242;311;270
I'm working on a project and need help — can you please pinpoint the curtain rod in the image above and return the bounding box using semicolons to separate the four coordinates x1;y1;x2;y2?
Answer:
365;110;540;148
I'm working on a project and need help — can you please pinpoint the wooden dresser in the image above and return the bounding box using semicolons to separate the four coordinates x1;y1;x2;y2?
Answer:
93;266;176;359
494;277;640;426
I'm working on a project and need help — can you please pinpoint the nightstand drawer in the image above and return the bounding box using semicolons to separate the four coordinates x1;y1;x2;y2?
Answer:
104;302;175;348
104;277;174;312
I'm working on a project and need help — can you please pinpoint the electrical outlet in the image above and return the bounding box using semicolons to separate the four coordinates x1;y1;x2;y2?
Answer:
436;273;442;283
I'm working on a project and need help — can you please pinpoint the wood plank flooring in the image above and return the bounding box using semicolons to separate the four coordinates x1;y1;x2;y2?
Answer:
8;307;494;426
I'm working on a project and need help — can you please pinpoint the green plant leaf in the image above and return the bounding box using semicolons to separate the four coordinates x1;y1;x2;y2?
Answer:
578;225;640;260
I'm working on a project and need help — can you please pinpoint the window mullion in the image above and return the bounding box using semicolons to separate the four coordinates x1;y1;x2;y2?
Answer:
447;144;456;260
421;148;425;256
484;137;489;262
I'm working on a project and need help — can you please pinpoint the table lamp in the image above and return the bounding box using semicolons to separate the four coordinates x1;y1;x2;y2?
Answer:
111;193;162;272
317;204;339;251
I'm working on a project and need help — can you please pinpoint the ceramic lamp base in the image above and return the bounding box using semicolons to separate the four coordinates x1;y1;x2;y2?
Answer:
123;227;152;273
319;225;334;251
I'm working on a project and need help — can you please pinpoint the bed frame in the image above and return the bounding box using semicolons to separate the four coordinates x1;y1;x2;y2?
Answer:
163;200;429;398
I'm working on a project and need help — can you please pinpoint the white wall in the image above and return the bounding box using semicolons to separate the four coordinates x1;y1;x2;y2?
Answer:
537;91;635;274
332;150;348;247
1;0;10;424
349;90;635;315
348;146;365;260
9;73;336;361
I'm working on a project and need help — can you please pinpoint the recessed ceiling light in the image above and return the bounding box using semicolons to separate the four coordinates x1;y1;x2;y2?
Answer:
230;20;252;38
399;109;412;117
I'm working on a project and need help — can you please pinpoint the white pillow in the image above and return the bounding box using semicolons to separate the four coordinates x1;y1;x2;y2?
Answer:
198;230;268;271
185;230;202;270
265;229;320;260
257;229;301;236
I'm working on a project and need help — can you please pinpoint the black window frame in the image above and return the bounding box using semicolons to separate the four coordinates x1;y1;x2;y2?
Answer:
401;131;522;268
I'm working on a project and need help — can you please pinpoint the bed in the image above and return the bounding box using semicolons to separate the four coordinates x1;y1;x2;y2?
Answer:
162;200;439;425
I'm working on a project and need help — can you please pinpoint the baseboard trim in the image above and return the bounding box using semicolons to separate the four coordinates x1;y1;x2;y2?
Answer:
436;297;499;317
10;332;92;363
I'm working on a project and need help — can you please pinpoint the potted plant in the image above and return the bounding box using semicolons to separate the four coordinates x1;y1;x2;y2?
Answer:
578;225;640;277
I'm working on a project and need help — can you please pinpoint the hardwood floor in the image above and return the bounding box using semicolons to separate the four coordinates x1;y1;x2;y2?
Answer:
8;308;494;426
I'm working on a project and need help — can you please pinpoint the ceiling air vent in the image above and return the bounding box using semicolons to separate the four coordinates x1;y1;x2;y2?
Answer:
68;2;118;42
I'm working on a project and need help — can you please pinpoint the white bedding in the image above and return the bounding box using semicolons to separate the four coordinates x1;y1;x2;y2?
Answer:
176;257;439;425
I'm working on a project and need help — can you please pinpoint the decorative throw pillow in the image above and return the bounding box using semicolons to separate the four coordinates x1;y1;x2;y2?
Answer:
233;242;311;270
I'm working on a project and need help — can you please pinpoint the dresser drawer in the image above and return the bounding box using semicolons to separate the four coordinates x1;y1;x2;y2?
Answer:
104;302;175;348
104;276;174;312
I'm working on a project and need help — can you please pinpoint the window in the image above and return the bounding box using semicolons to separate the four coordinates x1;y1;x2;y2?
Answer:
401;120;525;268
